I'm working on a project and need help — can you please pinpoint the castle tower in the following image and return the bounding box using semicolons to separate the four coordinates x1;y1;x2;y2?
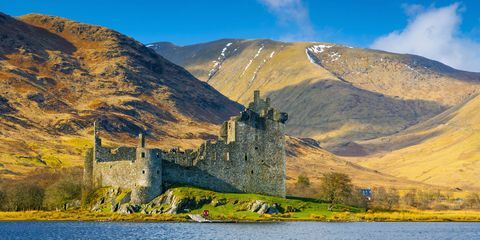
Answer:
93;120;101;148
138;133;145;148
131;133;162;204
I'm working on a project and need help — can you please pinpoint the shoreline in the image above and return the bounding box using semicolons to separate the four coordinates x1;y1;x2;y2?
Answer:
1;210;480;223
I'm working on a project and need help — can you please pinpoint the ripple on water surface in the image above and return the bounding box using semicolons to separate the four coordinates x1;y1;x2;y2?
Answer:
1;221;479;240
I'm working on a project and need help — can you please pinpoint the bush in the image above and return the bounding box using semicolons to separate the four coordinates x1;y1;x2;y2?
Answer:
296;174;310;188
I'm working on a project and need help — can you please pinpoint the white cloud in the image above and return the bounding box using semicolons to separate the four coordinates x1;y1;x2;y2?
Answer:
371;3;480;72
258;0;314;41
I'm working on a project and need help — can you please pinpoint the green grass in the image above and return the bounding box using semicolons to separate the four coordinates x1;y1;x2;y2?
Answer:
166;186;362;221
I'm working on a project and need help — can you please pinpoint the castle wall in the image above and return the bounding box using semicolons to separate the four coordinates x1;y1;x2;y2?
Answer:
91;144;162;203
162;114;286;197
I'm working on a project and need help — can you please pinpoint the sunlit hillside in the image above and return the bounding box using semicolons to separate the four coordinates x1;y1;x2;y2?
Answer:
0;13;242;177
285;136;435;197
352;94;480;191
150;39;480;150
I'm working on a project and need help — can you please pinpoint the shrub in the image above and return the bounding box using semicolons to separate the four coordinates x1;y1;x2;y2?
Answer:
296;174;310;188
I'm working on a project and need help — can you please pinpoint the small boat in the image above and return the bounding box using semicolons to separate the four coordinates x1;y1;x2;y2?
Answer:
187;214;238;223
188;214;212;223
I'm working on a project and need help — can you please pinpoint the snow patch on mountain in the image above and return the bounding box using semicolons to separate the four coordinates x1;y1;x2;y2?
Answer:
207;42;233;81
249;51;276;85
241;45;264;77
307;44;332;54
329;52;341;61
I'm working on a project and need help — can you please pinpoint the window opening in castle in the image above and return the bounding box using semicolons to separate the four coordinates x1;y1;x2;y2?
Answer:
142;170;145;174
141;152;145;158
244;154;247;161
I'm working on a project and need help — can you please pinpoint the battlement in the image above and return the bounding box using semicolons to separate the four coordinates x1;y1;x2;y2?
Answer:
84;91;289;203
220;90;288;143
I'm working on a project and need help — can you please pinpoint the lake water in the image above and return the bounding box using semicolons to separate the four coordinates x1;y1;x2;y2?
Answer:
0;221;479;239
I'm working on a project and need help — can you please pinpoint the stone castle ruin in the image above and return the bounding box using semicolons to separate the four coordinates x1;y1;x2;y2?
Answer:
83;91;288;204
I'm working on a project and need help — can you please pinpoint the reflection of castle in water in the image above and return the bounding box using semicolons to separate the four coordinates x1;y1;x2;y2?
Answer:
83;91;288;204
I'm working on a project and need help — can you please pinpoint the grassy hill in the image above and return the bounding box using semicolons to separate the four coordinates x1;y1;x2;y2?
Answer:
285;137;434;197
351;94;480;190
150;39;480;150
0;13;243;177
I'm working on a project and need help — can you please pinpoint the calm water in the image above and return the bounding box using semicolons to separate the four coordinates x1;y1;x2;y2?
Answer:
0;221;479;240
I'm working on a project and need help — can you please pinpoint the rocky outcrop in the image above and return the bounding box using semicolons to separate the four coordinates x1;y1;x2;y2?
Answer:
89;187;284;215
247;200;280;214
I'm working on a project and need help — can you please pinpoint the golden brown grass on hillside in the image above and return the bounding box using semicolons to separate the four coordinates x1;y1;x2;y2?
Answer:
152;40;480;148
0;13;241;178
351;94;480;191
285;137;436;198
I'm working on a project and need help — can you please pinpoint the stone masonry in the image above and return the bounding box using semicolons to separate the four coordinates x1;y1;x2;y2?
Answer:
83;91;288;204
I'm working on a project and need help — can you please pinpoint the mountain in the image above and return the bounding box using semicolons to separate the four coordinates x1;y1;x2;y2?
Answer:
0;13;243;177
349;94;480;191
149;39;480;151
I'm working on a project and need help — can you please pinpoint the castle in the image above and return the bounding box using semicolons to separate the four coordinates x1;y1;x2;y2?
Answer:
83;91;288;204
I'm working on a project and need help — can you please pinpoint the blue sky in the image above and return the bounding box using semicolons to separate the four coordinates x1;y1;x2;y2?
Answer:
2;0;480;71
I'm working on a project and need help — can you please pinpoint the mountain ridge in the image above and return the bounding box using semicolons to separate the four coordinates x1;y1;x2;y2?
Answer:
149;39;480;149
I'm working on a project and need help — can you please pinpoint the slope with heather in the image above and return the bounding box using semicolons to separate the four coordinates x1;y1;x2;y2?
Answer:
0;13;243;177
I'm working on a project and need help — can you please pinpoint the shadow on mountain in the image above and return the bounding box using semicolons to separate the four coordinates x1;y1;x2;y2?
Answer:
0;12;76;59
266;79;447;152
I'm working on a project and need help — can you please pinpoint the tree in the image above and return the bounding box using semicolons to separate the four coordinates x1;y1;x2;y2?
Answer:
43;175;82;210
4;182;44;211
371;187;399;210
348;187;369;209
464;193;480;209
319;172;353;211
296;174;310;189
402;189;417;208
0;189;5;210
416;190;434;210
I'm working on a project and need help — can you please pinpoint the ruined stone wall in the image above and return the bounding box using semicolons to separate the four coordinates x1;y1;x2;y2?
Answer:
162;112;287;197
90;141;162;203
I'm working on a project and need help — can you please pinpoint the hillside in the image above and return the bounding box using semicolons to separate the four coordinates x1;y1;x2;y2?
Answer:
350;94;480;191
0;13;243;177
285;137;434;196
150;39;480;150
